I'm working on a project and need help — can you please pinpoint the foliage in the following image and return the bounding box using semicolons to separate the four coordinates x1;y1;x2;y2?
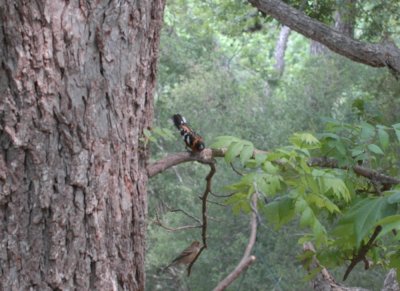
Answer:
210;119;400;280
146;0;400;290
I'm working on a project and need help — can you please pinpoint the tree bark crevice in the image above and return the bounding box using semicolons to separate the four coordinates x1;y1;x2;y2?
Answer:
0;0;165;289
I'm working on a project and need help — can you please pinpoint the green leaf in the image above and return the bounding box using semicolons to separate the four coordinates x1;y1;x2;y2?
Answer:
319;132;340;140
262;161;278;174
308;194;340;213
360;122;375;141
351;147;364;157
225;142;244;163
210;136;238;148
393;123;400;142
387;191;400;204
320;176;351;202
299;207;313;228
336;197;397;246
290;133;320;149
263;197;295;228
367;144;384;155
389;251;400;269
240;144;254;165
333;141;347;156
254;153;268;166
143;128;152;137
377;127;390;150
376;215;400;238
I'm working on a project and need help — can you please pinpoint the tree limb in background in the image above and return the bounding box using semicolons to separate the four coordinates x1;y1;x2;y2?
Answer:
213;194;258;291
187;162;216;276
274;25;291;76
246;0;400;76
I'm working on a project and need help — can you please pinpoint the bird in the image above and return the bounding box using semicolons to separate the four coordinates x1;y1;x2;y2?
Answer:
165;240;201;269
172;114;205;152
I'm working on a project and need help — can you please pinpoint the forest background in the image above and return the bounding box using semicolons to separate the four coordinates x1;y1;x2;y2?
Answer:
145;0;400;290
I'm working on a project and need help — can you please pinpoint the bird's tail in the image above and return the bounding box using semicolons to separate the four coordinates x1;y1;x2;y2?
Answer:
172;114;187;129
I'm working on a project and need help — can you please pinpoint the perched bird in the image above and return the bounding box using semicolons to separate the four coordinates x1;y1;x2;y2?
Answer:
172;114;205;152
166;240;201;269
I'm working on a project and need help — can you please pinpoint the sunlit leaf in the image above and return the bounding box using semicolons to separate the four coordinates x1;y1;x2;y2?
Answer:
225;141;244;163
263;196;295;229
290;133;320;149
210;136;239;148
367;144;384;155
240;144;254;165
377;127;390;150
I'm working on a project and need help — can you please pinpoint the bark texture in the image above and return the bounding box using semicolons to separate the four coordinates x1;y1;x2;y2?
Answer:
248;0;400;74
0;0;164;290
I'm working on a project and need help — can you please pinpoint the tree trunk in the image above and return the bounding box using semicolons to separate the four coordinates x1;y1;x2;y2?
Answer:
334;0;356;38
0;1;164;290
273;25;291;76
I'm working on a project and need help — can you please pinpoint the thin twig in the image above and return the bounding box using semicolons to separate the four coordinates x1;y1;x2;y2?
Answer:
210;191;236;198
169;208;202;224
152;220;202;232
213;194;258;291
152;213;202;232
343;225;382;281
230;162;244;176
204;198;226;207
187;162;216;276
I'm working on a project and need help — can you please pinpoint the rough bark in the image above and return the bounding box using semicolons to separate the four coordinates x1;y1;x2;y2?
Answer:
0;0;164;290
247;0;400;74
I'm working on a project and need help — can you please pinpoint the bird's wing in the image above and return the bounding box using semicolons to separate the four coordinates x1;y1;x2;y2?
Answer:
172;246;193;263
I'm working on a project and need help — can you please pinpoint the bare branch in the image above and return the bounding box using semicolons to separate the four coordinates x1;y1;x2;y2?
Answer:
187;162;216;276
147;148;260;178
230;162;244;176
247;0;400;75
210;191;236;198
343;225;382;281
152;220;202;232
152;211;202;232
169;208;202;224
213;194;258;291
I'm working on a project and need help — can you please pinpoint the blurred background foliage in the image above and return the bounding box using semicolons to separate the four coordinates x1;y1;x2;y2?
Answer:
146;0;400;290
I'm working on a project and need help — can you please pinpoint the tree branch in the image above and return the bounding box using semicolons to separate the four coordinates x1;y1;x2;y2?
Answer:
213;194;258;291
152;219;202;232
148;149;400;189
343;225;382;281
309;157;400;188
187;162;216;276
247;0;400;75
303;242;371;291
